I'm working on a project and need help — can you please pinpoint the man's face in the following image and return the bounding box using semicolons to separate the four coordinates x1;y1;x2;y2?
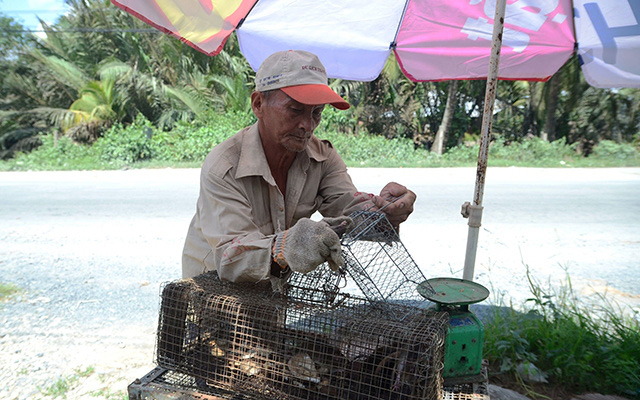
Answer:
253;90;325;153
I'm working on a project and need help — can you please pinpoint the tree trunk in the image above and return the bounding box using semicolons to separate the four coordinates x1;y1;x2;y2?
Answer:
431;80;458;155
543;74;560;142
529;81;538;136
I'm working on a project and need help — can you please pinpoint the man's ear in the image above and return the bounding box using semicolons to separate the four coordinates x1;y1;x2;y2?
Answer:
251;91;264;118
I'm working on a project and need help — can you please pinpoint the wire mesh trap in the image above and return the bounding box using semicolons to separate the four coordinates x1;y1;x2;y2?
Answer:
288;210;435;319
156;273;448;400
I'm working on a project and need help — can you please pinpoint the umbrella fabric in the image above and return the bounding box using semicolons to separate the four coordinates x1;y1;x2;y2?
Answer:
394;0;574;81
110;0;639;87
574;0;640;88
236;0;407;82
111;0;257;55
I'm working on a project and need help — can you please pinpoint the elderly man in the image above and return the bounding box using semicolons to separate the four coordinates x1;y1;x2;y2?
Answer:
182;50;416;283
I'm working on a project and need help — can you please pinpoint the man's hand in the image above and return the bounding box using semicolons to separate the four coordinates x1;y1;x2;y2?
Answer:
272;217;350;274
371;182;416;228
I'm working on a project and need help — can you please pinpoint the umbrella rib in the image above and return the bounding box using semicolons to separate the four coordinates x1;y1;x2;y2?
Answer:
390;0;413;49
235;0;261;30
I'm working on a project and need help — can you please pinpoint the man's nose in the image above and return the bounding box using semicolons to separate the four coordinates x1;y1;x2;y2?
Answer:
298;112;317;132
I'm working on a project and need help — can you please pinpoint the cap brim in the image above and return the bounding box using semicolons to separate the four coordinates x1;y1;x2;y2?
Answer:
282;85;350;110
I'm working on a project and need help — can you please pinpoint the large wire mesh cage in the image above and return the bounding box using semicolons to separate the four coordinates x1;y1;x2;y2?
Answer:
154;210;449;399
156;273;448;400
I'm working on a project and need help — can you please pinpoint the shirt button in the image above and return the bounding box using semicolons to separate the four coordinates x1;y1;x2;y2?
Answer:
279;207;284;212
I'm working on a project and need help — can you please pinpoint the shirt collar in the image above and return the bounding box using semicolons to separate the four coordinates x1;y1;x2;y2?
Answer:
235;123;329;180
235;123;270;181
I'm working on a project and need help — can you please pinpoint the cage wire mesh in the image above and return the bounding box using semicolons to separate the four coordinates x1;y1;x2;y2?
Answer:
155;209;448;399
288;210;435;320
156;272;448;400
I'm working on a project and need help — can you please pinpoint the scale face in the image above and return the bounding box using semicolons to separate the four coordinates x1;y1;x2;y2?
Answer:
417;277;489;306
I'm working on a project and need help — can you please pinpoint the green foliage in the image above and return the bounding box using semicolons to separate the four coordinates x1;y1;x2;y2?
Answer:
151;111;254;162
591;140;640;161
318;106;359;134
489;136;578;166
315;129;437;167
93;116;156;166
4;133;98;171
484;270;640;397
0;282;21;302
2;116;640;170
39;366;95;398
441;143;479;165
441;136;581;167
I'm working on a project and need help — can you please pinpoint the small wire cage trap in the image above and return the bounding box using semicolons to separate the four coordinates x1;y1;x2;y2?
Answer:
156;273;448;400
288;210;435;320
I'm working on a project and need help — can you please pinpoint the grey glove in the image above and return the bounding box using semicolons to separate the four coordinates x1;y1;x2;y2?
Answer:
272;217;352;274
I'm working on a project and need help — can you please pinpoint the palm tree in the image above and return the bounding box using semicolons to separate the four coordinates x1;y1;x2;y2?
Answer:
540;54;584;142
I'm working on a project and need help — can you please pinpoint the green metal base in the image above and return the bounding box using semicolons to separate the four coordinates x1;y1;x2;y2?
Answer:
441;307;485;381
418;277;489;384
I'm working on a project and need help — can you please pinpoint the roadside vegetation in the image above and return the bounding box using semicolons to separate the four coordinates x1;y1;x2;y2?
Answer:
0;282;21;304
483;269;640;398
1;111;638;171
1;1;639;169
39;366;96;399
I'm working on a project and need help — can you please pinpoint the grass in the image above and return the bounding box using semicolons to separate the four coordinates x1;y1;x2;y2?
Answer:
39;366;95;398
89;388;128;400
483;268;640;398
0;282;21;302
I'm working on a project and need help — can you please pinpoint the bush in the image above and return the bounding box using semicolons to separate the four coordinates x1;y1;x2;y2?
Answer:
590;140;640;161
442;143;479;165
93;116;156;166
2;111;639;170
151;112;255;162
315;129;434;167
4;133;98;170
493;136;576;164
442;136;580;167
91;112;255;166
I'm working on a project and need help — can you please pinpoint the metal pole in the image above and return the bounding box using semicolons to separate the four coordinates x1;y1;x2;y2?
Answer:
462;0;507;281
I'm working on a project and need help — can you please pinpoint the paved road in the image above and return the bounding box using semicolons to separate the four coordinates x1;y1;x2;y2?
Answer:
1;167;639;398
2;167;639;305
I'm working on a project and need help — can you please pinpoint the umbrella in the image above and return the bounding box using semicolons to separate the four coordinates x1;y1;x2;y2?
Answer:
110;0;578;82
109;0;640;280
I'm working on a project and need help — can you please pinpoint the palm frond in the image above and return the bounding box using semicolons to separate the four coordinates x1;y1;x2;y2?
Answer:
27;48;89;92
164;86;206;117
30;106;90;131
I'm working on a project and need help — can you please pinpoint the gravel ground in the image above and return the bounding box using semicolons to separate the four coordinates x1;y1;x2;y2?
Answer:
1;167;639;399
0;169;191;399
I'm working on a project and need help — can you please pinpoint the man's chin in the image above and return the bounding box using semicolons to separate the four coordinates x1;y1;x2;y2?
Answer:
283;138;309;152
